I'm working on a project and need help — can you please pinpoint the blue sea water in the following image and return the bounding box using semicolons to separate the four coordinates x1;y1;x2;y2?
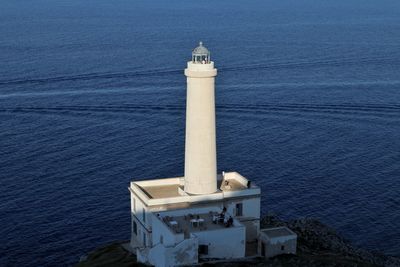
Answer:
1;0;400;266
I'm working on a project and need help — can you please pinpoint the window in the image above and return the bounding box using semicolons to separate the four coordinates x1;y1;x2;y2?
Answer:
160;235;163;244
198;245;208;255
235;203;243;216
261;242;266;256
142;208;146;222
143;233;147;245
281;245;285;251
133;221;137;235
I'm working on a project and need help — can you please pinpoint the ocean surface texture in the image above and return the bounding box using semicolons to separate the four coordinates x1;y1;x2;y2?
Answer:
1;0;400;266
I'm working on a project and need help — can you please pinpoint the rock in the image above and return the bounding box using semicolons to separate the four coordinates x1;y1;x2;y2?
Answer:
75;241;143;267
75;218;400;267
260;215;400;267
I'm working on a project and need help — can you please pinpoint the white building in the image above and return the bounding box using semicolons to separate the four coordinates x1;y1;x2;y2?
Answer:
258;227;297;258
128;42;292;267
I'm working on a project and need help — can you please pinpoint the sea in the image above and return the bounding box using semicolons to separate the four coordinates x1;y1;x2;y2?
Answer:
1;0;399;266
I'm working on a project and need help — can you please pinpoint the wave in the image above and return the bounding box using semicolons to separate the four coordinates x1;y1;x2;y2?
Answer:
0;69;182;86
0;55;398;86
219;55;400;72
1;103;399;118
2;79;400;100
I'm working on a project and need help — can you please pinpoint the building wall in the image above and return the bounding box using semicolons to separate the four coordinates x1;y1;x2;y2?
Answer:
259;237;297;258
225;196;260;219
130;216;151;248
131;193;152;229
194;226;246;259
151;213;184;247
225;196;260;242
137;237;198;267
164;237;198;267
130;192;153;248
240;219;260;242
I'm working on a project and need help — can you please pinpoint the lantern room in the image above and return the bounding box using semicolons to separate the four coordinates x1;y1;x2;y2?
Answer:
192;41;210;64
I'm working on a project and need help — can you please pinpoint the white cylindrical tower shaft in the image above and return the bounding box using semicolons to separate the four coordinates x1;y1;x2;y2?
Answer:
184;42;218;195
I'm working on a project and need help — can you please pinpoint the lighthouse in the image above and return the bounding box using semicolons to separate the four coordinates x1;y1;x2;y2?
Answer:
184;42;218;195
129;42;266;267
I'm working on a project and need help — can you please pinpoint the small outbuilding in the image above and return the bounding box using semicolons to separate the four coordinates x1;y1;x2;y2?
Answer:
258;226;297;258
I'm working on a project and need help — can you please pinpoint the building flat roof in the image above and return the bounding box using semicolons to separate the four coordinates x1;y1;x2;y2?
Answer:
138;184;182;199
130;172;261;206
260;227;297;239
138;177;248;200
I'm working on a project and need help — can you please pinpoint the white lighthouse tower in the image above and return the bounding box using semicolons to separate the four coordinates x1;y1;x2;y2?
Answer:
129;43;263;267
184;42;218;195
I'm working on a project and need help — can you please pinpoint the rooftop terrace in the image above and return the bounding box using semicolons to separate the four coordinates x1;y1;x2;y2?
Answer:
158;210;242;235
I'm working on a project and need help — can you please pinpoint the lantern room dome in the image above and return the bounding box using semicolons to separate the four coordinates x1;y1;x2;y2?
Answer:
193;41;209;55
